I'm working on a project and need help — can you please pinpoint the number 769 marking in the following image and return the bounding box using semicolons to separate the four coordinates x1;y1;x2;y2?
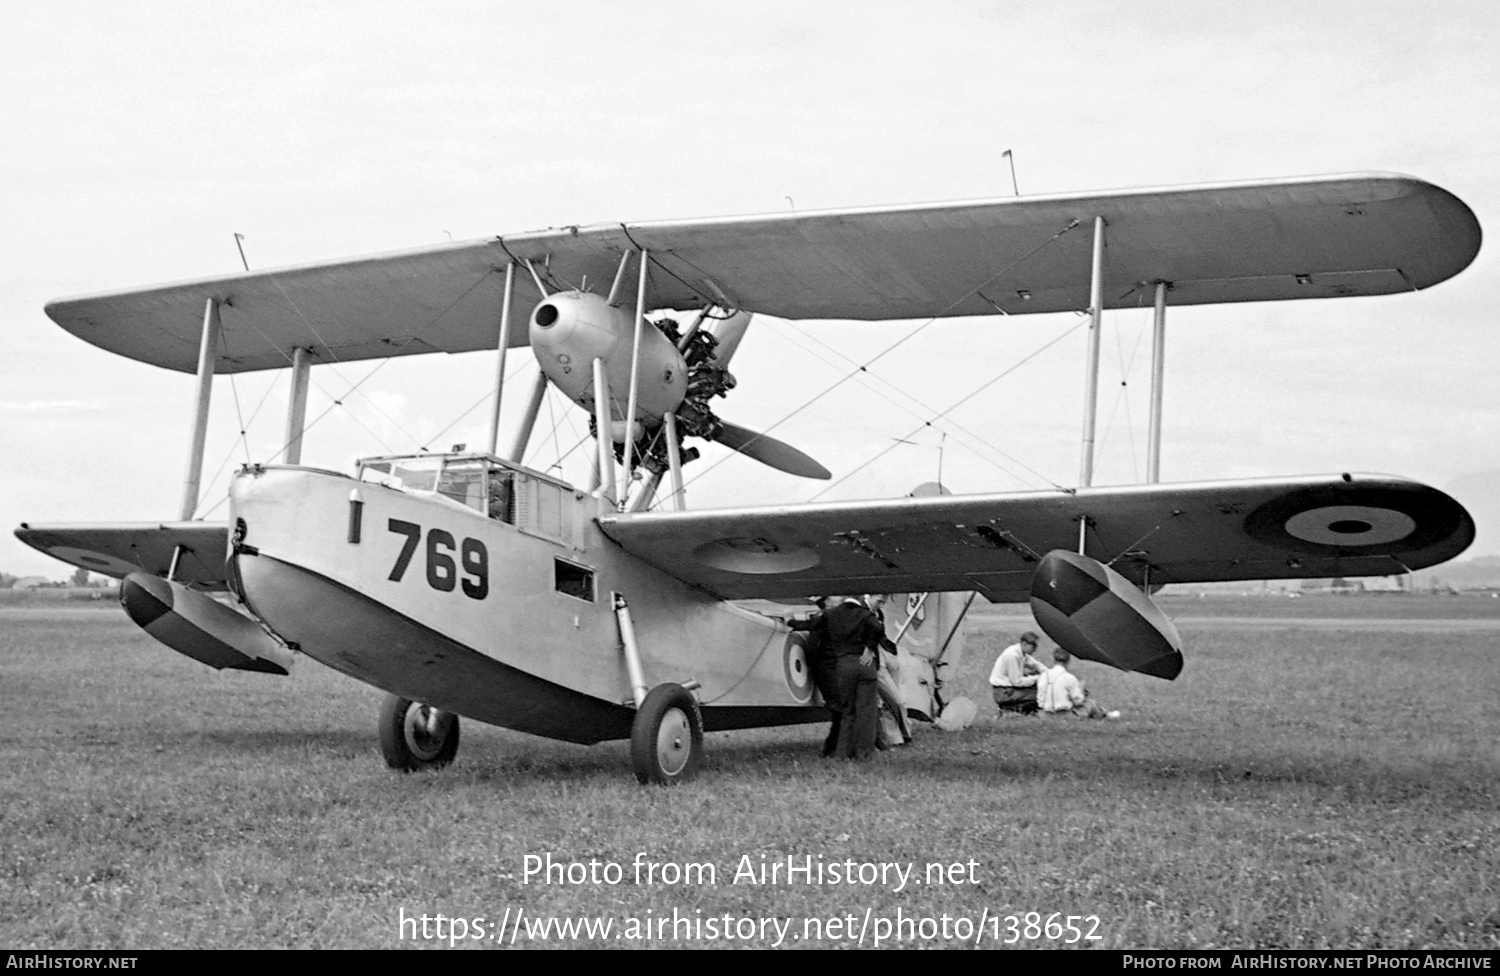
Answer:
386;519;488;600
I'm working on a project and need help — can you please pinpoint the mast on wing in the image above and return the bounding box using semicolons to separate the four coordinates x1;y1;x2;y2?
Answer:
527;291;829;480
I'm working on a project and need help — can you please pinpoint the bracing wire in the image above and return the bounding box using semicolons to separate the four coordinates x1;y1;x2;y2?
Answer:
761;317;1068;490
805;319;1086;501
674;218;1085;495
1097;299;1150;484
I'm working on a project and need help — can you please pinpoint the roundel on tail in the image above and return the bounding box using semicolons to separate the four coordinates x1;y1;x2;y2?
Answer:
1243;483;1470;557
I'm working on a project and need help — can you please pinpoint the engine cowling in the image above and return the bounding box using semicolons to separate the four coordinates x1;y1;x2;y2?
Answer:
528;292;688;428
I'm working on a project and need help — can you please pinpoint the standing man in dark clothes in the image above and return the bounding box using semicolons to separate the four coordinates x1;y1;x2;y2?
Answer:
818;595;888;760
787;596;842;756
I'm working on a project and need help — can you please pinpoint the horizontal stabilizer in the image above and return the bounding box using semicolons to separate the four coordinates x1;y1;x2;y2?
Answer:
713;420;831;480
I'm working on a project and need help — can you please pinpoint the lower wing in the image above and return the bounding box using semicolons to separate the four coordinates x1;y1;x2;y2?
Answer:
597;474;1472;602
14;521;231;589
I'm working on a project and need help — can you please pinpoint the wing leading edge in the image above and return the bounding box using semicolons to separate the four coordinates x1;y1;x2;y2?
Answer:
45;174;1480;374
596;475;1473;603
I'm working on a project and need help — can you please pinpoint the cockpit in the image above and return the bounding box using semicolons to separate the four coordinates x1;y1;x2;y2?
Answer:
356;452;577;544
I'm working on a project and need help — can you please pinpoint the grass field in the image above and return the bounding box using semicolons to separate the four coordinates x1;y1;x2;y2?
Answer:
1;597;1496;949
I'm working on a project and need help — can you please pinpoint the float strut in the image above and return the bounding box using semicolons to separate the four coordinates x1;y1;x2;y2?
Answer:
613;593;649;708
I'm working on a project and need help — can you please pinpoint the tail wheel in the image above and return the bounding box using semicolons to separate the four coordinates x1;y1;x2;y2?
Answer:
379;694;460;771
631;683;703;785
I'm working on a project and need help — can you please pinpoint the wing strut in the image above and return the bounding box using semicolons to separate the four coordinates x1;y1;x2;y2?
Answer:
662;411;687;511
485;262;517;455
1147;280;1168;483
180;298;221;520
505;367;548;463
1078;216;1105;494
619;249;650;505
282;346;312;464
1075;216;1107;553
593;356;618;513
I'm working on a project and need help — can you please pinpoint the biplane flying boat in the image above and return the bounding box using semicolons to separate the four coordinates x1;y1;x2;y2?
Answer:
16;173;1481;783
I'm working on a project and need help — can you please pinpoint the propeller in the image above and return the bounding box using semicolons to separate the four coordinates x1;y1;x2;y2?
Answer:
525;291;831;482
712;420;831;480
673;307;829;480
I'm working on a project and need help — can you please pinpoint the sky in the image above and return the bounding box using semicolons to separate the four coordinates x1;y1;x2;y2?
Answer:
2;0;1497;578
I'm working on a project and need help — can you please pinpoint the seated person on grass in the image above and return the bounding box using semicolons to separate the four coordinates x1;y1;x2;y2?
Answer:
1036;647;1119;720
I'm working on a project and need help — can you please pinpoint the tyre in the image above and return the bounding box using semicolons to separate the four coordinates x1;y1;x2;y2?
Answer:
379;694;460;771
630;683;703;785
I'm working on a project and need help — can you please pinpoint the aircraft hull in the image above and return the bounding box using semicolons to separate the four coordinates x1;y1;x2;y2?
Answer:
229;464;825;743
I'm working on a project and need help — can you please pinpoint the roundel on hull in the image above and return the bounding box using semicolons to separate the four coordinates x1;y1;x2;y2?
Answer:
783;632;815;703
1243;483;1470;557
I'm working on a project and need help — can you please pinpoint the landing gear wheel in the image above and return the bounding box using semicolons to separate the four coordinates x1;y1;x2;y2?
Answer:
631;683;703;785
379;694;460;771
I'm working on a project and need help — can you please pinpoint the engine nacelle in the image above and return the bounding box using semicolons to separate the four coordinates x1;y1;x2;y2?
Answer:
529;291;688;426
1029;550;1183;680
121;572;293;675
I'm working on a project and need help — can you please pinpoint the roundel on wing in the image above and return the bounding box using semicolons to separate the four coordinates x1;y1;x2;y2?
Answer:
46;546;139;578
783;632;815;704
1243;484;1469;556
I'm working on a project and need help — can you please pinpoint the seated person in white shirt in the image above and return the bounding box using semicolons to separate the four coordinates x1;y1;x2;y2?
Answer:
1035;646;1119;720
988;631;1046;715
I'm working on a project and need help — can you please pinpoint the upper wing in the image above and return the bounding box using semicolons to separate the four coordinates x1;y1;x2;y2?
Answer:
596;475;1473;603
45;174;1479;374
14;522;231;590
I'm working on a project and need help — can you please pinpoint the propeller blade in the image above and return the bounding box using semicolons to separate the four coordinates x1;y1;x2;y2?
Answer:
713;420;831;480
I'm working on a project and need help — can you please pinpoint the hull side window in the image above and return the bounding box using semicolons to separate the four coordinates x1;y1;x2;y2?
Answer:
554;559;594;602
